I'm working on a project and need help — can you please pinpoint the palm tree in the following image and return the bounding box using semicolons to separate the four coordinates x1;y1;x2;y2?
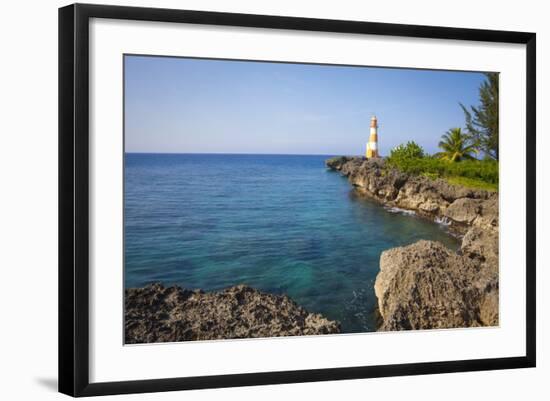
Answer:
437;128;478;162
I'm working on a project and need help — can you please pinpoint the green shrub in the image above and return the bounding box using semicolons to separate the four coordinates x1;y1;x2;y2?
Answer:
388;141;425;160
446;176;498;192
387;153;498;185
422;172;439;180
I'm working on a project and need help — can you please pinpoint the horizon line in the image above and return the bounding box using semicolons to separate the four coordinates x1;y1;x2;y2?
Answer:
124;151;365;157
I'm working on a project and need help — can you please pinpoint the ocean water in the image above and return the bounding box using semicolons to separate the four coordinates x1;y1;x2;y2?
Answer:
125;153;459;333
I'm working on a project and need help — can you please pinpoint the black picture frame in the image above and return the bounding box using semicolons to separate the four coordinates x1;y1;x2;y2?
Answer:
59;3;536;397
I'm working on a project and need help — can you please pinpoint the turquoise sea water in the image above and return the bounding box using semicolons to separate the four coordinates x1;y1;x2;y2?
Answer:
125;153;459;333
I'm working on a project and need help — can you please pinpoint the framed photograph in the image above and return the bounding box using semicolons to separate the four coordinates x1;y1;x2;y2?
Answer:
58;3;536;397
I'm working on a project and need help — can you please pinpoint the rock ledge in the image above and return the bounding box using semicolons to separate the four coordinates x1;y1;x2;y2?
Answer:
125;283;340;343
326;156;498;233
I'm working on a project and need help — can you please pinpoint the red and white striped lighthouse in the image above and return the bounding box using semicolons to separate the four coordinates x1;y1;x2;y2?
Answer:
365;115;379;158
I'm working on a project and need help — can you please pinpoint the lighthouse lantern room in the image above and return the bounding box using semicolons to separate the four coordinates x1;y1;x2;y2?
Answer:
365;115;379;158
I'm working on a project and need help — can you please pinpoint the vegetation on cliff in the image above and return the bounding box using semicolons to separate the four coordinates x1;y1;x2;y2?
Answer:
383;73;499;191
386;146;498;192
436;127;479;162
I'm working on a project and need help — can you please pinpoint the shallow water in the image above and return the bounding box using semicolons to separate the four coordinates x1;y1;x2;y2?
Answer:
124;153;459;333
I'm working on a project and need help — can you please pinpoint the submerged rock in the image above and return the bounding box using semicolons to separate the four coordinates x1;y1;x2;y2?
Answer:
125;283;340;343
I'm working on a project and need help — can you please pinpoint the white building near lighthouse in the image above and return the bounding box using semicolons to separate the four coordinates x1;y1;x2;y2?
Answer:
365;115;379;158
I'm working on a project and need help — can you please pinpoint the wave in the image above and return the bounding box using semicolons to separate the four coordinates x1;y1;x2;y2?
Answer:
434;216;452;226
384;206;416;216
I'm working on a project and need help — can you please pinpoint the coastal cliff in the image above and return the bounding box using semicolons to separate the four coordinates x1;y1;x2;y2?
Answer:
326;156;499;330
125;283;340;343
326;156;498;233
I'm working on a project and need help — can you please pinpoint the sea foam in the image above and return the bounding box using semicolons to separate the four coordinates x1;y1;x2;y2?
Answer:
385;206;416;216
434;216;452;226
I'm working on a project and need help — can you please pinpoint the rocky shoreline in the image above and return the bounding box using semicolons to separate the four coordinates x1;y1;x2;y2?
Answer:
125;157;498;342
326;156;499;331
125;283;340;344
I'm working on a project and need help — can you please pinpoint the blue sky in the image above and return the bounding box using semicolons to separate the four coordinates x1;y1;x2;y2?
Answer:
124;55;486;156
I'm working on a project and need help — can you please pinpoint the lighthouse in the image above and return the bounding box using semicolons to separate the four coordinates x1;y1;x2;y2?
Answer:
365;115;379;158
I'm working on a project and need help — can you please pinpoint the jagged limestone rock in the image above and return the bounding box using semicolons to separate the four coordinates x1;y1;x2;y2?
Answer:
375;240;498;330
125;283;340;343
